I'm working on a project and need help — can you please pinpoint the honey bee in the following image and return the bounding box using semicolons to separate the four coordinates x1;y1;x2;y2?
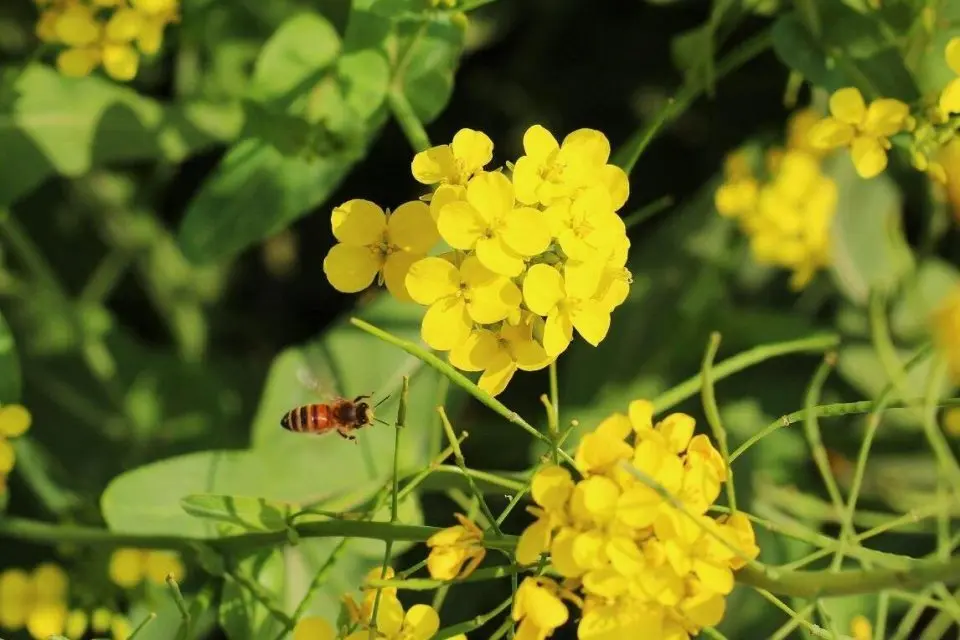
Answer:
280;395;390;440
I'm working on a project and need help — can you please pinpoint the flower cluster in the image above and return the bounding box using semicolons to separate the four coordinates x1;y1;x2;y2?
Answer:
323;126;633;395
292;567;465;640
512;400;758;639
108;547;186;588
0;403;32;494
34;0;179;81
425;512;486;580
933;284;960;382
0;563;132;640
715;109;837;290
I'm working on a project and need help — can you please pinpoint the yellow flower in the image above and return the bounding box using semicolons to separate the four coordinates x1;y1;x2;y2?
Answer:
932;285;960;381
405;254;521;351
91;607;114;633
851;614;873;640
32;563;68;603
523;263;611;357
412;128;493;187
65;609;89;640
448;312;552;396
786;108;826;156
108;548;147;588
591;237;633;312
512;578;569;640
143;550;185;584
939;37;960;118
426;513;486;580
0;568;34;630
344;601;440;640
0;404;32;438
54;4;101;47
293;616;336;640
27;603;67;640
111;614;132;640
808;87;911;178
323;199;439;301
515;465;574;565
513;125;627;208
437;171;551;276
544;186;625;262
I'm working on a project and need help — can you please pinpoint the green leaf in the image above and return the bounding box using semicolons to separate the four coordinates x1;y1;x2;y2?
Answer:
219;548;287;640
176;138;354;264
914;26;960;97
890;258;960;342
0;65;242;205
0;309;20;403
395;14;466;123
338;50;391;120
181;494;298;533
248;13;342;105
771;14;845;90
825;153;914;306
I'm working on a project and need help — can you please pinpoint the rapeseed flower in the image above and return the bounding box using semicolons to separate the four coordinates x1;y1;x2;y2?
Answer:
932;285;960;381
108;548;185;588
324;200;439;302
412;128;493;187
523;263;611;357
513;399;758;638
426;513;486;580
0;404;32;493
808;87;911;178
293;616;336;640
0;563;76;640
939;37;960;118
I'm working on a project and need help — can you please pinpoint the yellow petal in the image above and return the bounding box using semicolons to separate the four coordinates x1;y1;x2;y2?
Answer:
940;78;960;117
412;144;457;184
56;48;100;77
582;566;628;599
516;517;551;565
449;329;499;372
144;551;184;584
532;465;573;509
429;184;465;221
561;128;611;166
658;413;695;454
863;98;910;137
323;244;380;293
65;610;88;640
807;118;855;149
502;206;551;256
543;309;574;357
102;44;140;82
829;87;866;125
381;252;419;302
331;199;386;245
615;484;661;528
0;438;14;473
405;256;460;305
387;201;439;253
451;128;494;176
105;8;145;42
519;580;569;629
549;528;582;577
27;604;67;640
32;563;68;601
478;353;517;396
679;589;726;628
55;5;101;46
629;399;655;432
466;171;515;221
600;164;630;211
136;19;165;55
564;261;602;300
421;298;471;351
108;548;146;588
523;264;565;316
293;616;336;640
513;335;552;371
475;236;525;277
437;200;486;250
947;37;960;75
0;405;32;437
426;546;468;580
693;559;734;594
523;124;560;161
469;279;521;324
512;156;542;205
850;136;887;178
571;300;611;346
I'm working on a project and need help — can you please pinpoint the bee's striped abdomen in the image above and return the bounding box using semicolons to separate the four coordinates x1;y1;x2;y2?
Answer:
281;404;331;433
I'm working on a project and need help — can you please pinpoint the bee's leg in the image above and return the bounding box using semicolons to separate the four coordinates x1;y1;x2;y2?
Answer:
337;426;357;442
353;394;371;403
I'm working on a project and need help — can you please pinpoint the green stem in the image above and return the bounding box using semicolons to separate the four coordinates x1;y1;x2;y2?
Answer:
351;317;575;466
548;361;559;437
921;358;960;494
388;90;431;153
652;333;839;413
366;565;522;591
700;332;735;512
622;195;674;229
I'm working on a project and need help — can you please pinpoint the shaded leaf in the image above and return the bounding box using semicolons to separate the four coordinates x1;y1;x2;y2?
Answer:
395;14;466;123
181;494;298;533
0;309;20;403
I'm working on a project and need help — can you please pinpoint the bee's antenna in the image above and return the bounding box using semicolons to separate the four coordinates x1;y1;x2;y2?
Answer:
373;395;391;409
373;417;390;426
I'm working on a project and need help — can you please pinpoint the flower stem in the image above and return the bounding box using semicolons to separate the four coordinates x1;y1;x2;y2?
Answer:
700;332;735;512
388;90;431;153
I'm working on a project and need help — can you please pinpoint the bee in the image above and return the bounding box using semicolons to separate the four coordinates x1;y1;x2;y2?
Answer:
280;367;392;441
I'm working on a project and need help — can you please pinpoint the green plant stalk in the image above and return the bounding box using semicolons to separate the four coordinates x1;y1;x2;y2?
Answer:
701;332;736;512
127;613;158;640
622;194;674;229
434;595;513;639
366;565;522;591
166;575;190;628
653;333;840;413
730;396;960;462
388;90;431;153
438;406;503;536
225;562;294;628
762;596;825;640
351;317;575;465
921;358;960;493
548;361;560;437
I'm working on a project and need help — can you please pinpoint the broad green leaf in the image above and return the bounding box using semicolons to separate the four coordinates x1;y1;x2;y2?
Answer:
771;13;845;90
181;494;298;533
914;26;960;97
338;50;391;120
248;13;342;105
0;309;20;403
395;14;466;123
176;138;354;264
0;65;242;205
219;548;286;640
825;153;914;306
890;258;960;342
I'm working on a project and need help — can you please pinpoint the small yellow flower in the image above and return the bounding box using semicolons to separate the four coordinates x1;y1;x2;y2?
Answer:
65;609;89;640
32;563;68;603
544;186;626;262
932;285;960;381
91;607;114;633
143;550;185;584
448;312;552;396
0;404;32;438
426;513;486;580
344;601;440;640
512;577;569;640
0;568;34;630
323;199;439;301
523;263;611;357
944;407;960;437
111;614;132;640
437;171;551;277
851;614;873;640
405;254;522;351
808;87;911;178
293;616;336;640
412;128;493;187
939;37;960;118
27;603;67;640
108;548;147;588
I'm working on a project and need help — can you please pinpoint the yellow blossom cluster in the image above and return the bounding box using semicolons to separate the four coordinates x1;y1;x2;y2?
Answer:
425;512;486;580
293;567;466;640
323;126;633;396
933;285;960;383
511;400;759;639
34;0;179;81
108;547;186;588
715;109;837;290
0;563;132;640
0;403;32;493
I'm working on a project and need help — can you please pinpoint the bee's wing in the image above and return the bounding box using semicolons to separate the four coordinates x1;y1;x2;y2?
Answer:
296;366;338;402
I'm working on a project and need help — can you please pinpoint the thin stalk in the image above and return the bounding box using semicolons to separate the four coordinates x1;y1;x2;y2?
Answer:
701;332;735;511
437;406;502;536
